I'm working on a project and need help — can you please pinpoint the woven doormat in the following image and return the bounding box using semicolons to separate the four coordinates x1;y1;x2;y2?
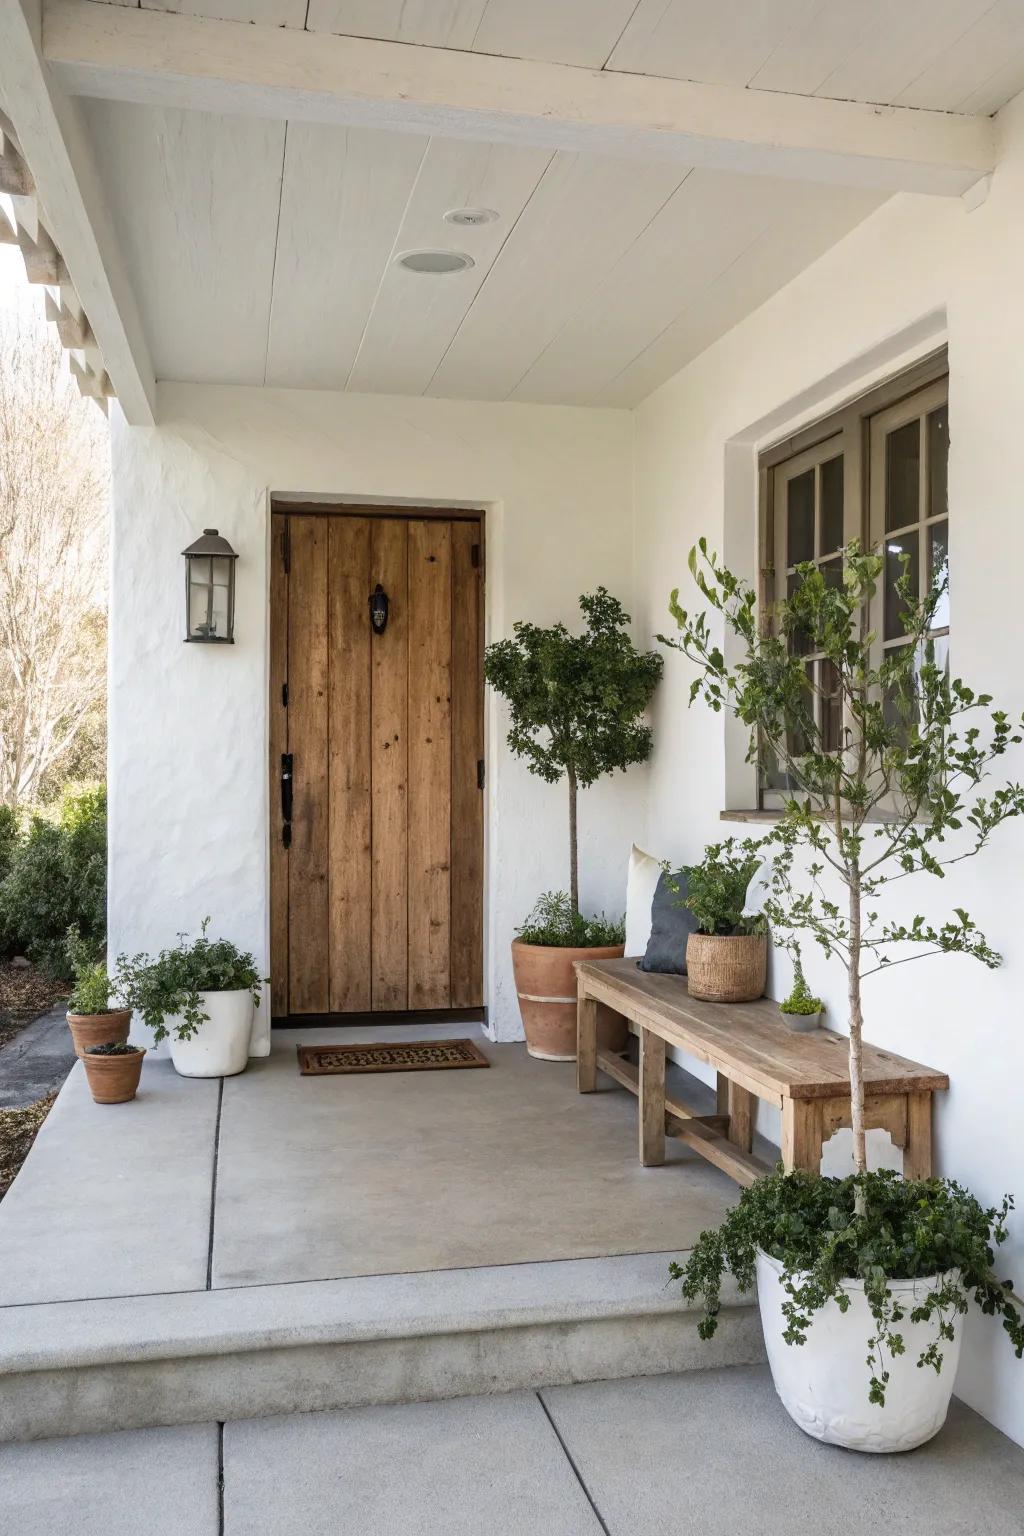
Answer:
296;1039;490;1076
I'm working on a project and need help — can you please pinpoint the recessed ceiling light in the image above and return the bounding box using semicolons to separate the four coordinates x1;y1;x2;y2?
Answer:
397;249;476;275
444;207;499;227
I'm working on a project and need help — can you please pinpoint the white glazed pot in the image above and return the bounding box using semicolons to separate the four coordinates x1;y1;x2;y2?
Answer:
756;1249;964;1453
167;990;254;1078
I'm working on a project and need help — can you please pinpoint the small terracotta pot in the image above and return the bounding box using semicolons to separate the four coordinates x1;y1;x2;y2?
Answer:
82;1047;146;1104
511;942;628;1061
66;1008;132;1059
685;933;767;1003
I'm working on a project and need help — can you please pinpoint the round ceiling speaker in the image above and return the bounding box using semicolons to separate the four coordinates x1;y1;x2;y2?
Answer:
396;249;475;275
443;207;499;227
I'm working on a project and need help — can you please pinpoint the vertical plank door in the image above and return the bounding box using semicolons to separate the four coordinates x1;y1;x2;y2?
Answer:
286;516;330;1013
407;520;452;1008
268;513;289;1018
450;521;484;1008
328;518;372;1011
370;518;410;1010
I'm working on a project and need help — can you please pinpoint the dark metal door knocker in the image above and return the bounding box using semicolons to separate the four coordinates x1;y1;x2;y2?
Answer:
369;584;389;635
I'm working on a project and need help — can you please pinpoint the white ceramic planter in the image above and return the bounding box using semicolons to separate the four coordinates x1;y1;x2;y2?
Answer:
756;1249;963;1453
167;990;254;1078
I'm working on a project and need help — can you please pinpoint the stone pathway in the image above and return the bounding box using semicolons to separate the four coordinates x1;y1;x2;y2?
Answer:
2;1368;1023;1535
0;1004;76;1110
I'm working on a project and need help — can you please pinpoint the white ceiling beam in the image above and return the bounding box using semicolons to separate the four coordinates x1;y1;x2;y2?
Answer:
1;0;156;424
43;0;995;199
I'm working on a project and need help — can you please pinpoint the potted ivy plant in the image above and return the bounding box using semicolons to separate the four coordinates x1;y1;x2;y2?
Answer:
119;921;263;1078
660;540;1024;1450
82;1040;146;1104
677;841;767;1002
484;589;662;1060
65;930;132;1058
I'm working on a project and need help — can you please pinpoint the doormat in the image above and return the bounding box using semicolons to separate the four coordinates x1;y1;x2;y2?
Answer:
296;1039;490;1076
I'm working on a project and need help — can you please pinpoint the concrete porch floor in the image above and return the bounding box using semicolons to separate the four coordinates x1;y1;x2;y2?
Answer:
3;1367;1023;1535
0;1018;741;1306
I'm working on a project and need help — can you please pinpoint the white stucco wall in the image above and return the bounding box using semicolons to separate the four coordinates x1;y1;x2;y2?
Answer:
632;93;1024;1445
108;386;643;1046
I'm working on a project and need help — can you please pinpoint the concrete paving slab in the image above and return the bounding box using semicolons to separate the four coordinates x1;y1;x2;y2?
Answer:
213;1022;737;1287
223;1391;602;1535
0;1004;77;1108
0;1422;219;1534
0;1056;218;1304
542;1365;1024;1535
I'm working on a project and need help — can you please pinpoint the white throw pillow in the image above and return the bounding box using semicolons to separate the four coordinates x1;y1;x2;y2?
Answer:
625;843;663;957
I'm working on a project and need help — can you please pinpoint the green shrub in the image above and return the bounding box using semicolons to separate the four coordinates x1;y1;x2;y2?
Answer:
67;929;119;1014
0;786;106;971
515;890;625;949
677;839;765;937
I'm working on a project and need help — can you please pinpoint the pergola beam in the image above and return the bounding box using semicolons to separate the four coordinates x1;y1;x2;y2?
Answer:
1;0;156;423
43;0;995;199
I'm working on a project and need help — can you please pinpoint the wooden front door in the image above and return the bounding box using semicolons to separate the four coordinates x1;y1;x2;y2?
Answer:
269;509;484;1020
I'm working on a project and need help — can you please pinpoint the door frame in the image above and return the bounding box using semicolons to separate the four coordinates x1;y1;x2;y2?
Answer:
268;499;487;1028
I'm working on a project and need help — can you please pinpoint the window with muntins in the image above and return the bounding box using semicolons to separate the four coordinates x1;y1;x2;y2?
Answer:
758;356;949;808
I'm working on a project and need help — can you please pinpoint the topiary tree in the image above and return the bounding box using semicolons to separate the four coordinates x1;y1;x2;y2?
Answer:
485;588;663;917
662;539;1024;1211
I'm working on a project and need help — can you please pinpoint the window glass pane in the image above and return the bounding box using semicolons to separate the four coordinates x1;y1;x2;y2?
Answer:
929;519;949;630
188;582;212;638
786;469;814;565
787;571;811;655
928;405;948;521
820;557;844;593
820;658;842;754
884;531;920;639
820;456;844;555
883;643;918;737
885;419;920;532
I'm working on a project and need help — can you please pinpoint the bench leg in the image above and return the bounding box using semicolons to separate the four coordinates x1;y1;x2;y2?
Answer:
902;1092;933;1180
781;1098;824;1175
577;993;598;1093
639;1026;666;1167
727;1080;756;1154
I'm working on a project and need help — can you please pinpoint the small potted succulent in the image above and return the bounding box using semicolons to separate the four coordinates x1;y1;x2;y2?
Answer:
65;930;132;1058
82;1040;146;1104
678;840;767;1003
119;921;263;1078
778;951;823;1032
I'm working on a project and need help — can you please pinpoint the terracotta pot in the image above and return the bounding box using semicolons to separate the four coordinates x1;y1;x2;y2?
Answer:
511;942;628;1061
82;1047;146;1105
66;1008;132;1059
685;933;767;1002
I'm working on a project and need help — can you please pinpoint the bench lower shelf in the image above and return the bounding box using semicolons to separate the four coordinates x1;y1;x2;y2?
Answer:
595;1048;768;1187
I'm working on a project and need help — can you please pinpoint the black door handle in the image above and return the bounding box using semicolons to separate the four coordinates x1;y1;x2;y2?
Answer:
281;753;293;824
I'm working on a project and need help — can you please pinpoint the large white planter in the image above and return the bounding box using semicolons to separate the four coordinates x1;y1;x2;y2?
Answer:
167;990;254;1078
756;1249;964;1453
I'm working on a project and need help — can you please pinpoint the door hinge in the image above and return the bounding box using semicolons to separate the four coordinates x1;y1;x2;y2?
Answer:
281;521;291;574
470;542;480;569
282;681;288;708
477;758;485;790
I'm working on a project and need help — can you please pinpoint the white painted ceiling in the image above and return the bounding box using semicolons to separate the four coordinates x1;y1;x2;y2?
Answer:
91;0;1024;116
76;1;1024;406
81;100;884;406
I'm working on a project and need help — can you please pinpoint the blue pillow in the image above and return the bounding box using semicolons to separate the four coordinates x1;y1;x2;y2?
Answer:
639;870;699;975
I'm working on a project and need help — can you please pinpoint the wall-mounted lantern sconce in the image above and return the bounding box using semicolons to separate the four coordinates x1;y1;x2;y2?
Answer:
369;583;389;635
183;528;238;644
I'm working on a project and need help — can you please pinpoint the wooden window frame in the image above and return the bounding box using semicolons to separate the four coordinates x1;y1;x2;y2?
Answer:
754;350;949;813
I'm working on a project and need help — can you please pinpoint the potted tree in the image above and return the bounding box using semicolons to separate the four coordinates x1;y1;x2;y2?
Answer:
485;589;663;1060
660;540;1024;1450
678;840;767;1001
82;1041;146;1104
119;921;263;1078
65;931;132;1058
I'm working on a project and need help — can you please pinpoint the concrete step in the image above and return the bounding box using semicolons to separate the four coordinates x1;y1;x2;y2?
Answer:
0;1251;764;1441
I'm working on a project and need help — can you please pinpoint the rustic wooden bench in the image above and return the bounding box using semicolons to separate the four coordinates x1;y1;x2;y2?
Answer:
575;957;949;1186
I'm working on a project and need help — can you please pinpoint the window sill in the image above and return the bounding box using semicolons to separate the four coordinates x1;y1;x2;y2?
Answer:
720;808;930;826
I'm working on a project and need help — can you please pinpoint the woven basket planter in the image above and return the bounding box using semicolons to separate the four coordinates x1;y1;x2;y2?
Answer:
685;932;767;1003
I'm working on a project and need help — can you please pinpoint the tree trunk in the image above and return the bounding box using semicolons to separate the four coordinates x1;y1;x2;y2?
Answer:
847;864;868;1214
567;766;579;918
